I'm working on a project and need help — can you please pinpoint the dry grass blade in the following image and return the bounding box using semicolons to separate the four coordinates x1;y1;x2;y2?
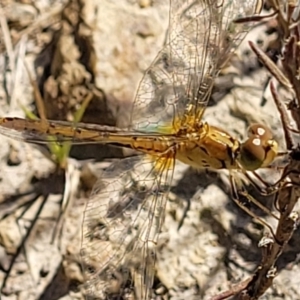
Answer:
234;10;277;23
248;41;292;91
24;62;48;121
210;278;253;300
269;81;294;149
0;7;15;71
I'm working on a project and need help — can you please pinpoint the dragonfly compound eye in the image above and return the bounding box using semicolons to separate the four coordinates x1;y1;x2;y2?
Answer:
247;124;273;142
239;136;266;171
239;133;278;171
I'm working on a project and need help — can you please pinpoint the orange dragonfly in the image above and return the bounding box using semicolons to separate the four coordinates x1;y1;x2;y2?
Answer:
0;0;276;299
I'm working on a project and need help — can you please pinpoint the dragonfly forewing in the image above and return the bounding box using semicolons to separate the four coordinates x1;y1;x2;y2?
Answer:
131;0;259;132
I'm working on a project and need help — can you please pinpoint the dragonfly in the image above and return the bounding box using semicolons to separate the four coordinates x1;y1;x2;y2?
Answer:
0;0;278;299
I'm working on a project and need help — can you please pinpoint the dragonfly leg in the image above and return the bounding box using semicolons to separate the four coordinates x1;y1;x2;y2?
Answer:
248;167;300;213
177;196;191;231
243;171;280;197
229;174;277;238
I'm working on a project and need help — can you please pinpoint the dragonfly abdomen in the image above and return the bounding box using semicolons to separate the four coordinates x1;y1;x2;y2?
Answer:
0;117;174;154
109;136;175;155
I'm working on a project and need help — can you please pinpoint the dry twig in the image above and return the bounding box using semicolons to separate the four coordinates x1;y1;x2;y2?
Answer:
235;1;300;299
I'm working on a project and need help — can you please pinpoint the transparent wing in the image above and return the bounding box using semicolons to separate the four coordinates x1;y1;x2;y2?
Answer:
131;0;259;132
81;155;175;300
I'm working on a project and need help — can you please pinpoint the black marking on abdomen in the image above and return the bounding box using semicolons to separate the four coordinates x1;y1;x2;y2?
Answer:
226;144;235;165
108;142;135;150
220;158;226;169
201;159;210;168
200;146;209;155
187;155;194;162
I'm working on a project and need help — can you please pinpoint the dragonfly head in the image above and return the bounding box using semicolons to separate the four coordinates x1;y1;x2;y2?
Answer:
238;124;278;171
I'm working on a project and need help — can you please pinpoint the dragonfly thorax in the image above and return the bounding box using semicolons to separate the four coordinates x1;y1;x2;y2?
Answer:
175;123;240;170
